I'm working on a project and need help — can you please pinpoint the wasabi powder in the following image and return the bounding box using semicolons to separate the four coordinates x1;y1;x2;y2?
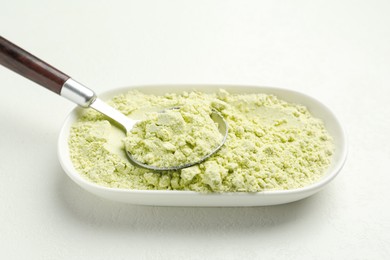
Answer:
124;104;224;168
69;89;334;192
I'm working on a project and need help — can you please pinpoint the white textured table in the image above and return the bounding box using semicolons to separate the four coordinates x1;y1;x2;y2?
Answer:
1;1;389;259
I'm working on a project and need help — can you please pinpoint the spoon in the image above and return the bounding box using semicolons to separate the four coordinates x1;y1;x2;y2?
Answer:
0;36;228;171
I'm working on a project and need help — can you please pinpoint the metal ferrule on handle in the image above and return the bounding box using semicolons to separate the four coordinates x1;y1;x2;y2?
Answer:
60;78;96;107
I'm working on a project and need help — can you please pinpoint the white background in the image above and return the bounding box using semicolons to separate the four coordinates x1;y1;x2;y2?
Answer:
1;0;389;259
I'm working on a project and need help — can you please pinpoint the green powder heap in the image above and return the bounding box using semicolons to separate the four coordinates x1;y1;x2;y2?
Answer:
124;104;223;168
69;89;334;192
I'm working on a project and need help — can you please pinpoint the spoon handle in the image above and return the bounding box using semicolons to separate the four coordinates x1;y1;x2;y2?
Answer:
0;36;95;107
0;36;69;94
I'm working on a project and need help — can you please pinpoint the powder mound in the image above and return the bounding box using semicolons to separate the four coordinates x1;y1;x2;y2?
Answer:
69;89;334;192
124;104;224;168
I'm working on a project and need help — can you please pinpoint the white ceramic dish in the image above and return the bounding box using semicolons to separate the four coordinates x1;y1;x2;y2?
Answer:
58;85;347;207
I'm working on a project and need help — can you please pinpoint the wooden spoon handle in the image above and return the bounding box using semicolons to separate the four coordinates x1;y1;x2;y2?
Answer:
0;36;69;94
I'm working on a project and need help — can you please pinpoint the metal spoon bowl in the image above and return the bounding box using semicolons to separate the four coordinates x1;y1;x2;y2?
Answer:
126;109;228;171
0;36;228;171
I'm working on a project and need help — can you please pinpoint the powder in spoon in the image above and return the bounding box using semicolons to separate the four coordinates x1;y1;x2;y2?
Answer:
123;104;223;168
68;89;334;192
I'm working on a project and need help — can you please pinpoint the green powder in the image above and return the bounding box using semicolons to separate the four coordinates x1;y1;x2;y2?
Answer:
124;104;223;168
68;89;334;192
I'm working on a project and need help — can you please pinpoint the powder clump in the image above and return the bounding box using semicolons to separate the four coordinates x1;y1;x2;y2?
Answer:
69;89;334;192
